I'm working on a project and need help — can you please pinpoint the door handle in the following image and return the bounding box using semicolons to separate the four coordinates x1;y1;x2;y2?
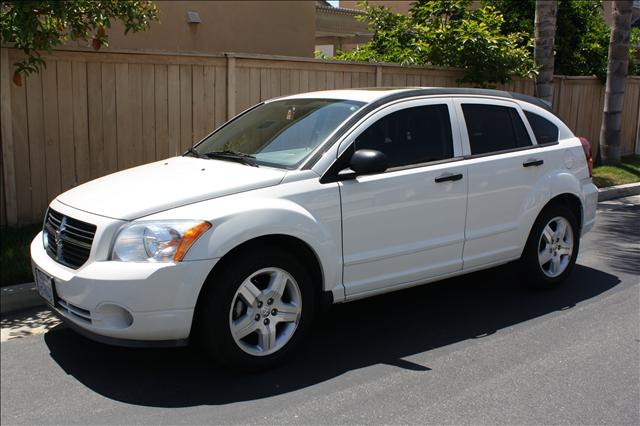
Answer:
523;158;544;167
435;173;463;183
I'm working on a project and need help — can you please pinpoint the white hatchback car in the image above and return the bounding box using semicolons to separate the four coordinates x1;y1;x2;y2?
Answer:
31;88;597;370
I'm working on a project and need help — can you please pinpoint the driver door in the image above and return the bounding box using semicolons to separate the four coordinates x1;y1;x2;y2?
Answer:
337;99;468;298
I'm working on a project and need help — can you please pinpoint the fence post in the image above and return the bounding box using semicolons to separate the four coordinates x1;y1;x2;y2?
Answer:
375;65;382;87
1;48;18;226
226;54;236;120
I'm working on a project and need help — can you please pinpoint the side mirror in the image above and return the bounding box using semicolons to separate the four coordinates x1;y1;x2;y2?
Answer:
349;149;388;175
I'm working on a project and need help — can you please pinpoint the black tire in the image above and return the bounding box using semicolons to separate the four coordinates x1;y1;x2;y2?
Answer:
520;202;580;289
196;247;315;371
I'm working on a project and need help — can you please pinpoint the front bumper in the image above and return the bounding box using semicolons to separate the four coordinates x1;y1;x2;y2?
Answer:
31;233;217;343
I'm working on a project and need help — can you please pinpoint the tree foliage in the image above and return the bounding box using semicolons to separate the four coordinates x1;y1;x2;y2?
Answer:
484;0;639;80
335;0;537;85
0;0;159;85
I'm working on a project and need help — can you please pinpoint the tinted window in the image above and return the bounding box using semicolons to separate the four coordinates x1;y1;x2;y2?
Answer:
462;104;532;155
525;111;559;144
353;105;453;168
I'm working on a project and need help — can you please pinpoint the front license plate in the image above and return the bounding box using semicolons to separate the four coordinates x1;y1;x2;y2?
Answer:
35;268;55;305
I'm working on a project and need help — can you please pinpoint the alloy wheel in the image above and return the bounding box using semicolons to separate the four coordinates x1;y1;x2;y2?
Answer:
538;216;574;278
228;267;302;356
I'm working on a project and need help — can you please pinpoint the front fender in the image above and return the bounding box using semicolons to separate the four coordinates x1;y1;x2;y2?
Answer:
149;195;342;297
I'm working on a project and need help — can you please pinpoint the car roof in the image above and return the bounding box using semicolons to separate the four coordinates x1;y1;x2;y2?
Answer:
277;87;552;112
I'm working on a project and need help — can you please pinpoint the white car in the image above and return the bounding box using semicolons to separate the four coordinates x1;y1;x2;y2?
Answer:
31;88;598;370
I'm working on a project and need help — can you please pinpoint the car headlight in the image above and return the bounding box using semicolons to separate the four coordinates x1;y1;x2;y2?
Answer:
111;220;211;262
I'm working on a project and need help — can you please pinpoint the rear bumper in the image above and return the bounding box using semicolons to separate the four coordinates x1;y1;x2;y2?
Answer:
581;179;598;235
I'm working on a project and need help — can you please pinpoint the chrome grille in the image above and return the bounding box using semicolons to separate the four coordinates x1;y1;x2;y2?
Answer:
44;208;96;269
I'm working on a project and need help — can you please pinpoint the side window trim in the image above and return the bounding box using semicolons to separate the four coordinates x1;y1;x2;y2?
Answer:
453;98;536;157
461;140;559;160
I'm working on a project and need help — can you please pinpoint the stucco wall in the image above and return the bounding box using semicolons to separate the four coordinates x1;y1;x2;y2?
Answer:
95;1;315;57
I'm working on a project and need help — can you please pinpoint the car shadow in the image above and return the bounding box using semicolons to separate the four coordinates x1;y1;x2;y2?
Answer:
44;263;619;408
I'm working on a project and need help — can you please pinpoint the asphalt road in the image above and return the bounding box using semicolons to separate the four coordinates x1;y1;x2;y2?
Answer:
2;199;639;425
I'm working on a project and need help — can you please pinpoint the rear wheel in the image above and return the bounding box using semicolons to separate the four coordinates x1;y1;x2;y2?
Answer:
197;248;315;371
521;203;580;288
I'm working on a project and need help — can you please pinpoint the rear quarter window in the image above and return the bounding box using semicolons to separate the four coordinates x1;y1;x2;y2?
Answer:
524;111;559;144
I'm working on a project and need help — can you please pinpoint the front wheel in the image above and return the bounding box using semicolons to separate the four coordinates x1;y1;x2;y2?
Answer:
520;203;580;288
196;248;315;371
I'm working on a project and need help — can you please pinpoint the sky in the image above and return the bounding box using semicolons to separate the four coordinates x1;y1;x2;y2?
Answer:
328;1;339;7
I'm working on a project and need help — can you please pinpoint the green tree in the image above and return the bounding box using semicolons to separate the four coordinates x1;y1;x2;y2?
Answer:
483;0;635;80
600;0;633;165
534;0;558;103
0;0;159;85
335;0;537;85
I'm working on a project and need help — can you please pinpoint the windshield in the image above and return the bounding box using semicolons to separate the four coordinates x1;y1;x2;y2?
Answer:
192;98;365;169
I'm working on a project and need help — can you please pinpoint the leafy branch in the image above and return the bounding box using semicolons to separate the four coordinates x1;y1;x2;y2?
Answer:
0;0;159;85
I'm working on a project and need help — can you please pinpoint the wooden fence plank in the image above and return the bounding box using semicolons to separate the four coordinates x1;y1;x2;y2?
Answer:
236;67;251;113
154;65;169;160
56;61;76;191
226;57;236;120
101;63;118;174
1;48;18;225
249;67;260;106
192;64;207;141
115;63;131;170
167;64;180;156
10;72;31;224
179;64;193;150
270;68;281;98
72;62;90;184
129;63;143;166
87;62;104;179
26;73;46;221
42;61;63;200
203;65;216;133
142;64;156;162
260;68;269;101
214;66;226;128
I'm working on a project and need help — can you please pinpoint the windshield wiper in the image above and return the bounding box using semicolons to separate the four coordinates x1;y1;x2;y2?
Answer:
184;147;205;158
203;150;259;167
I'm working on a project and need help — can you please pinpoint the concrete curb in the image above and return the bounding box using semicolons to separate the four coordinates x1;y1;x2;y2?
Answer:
597;182;640;202
1;282;42;316
1;182;638;316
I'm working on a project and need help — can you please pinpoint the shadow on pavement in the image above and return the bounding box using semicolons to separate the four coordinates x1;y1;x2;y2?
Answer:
593;205;640;276
44;264;619;407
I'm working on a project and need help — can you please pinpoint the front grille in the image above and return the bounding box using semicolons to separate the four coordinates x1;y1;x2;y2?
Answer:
44;208;96;269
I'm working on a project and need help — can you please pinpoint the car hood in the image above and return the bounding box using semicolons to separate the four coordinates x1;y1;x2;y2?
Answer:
56;157;287;220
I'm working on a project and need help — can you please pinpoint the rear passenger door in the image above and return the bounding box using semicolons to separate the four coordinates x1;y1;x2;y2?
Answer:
454;98;554;269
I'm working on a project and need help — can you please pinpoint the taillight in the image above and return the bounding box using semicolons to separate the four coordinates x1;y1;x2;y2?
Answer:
579;137;593;177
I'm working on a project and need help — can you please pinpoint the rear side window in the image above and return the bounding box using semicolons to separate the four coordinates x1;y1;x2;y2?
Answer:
524;111;559;144
462;104;532;155
354;104;454;168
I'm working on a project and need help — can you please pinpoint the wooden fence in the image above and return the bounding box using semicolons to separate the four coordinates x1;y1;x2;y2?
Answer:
1;47;639;226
